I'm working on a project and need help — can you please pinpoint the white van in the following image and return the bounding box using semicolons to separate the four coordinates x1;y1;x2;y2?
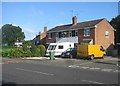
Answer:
46;42;75;56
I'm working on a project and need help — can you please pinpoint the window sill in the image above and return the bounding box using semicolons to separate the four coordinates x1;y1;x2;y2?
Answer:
48;38;52;39
84;35;90;37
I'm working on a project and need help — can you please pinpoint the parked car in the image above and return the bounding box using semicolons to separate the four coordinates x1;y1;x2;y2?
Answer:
61;48;77;58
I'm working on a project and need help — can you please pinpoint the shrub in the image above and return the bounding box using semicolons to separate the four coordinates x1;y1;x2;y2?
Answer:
2;46;17;58
31;44;37;57
13;48;24;58
35;48;41;57
37;45;46;57
2;51;9;57
23;49;32;57
9;49;16;58
23;44;28;51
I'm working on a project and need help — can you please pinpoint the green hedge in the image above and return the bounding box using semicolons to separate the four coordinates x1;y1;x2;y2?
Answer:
2;44;46;58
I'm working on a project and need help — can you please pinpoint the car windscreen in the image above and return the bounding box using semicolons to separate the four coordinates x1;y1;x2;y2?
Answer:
65;48;72;52
48;45;57;50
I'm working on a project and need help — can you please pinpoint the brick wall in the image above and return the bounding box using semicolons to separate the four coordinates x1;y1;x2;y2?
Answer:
95;19;114;50
46;32;56;43
78;19;114;50
78;28;95;44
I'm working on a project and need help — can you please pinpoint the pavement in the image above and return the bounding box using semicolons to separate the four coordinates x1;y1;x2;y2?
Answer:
22;56;120;61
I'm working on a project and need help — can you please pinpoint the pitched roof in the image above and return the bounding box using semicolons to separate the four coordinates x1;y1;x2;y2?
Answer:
47;18;104;33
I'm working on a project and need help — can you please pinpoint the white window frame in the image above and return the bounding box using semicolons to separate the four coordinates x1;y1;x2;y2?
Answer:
84;28;90;37
105;31;109;38
69;31;72;37
48;33;52;39
56;32;58;37
75;30;78;36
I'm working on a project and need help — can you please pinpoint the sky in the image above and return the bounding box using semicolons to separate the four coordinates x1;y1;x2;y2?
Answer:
2;2;118;40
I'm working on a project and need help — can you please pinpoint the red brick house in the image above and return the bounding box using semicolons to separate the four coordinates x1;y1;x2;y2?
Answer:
46;16;115;50
33;26;47;45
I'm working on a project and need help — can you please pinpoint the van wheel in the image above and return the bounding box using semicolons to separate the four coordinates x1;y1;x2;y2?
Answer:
70;55;73;59
90;55;94;60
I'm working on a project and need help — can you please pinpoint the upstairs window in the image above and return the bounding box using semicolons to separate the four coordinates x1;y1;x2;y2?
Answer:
75;30;78;36
47;33;52;39
69;32;72;37
105;31;109;38
56;32;58;37
84;28;90;37
72;30;75;37
70;30;78;37
58;32;62;38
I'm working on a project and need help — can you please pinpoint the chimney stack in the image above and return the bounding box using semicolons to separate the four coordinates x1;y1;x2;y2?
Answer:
72;16;77;25
44;26;47;32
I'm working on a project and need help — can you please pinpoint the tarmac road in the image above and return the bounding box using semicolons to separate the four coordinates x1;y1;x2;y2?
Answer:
2;57;119;85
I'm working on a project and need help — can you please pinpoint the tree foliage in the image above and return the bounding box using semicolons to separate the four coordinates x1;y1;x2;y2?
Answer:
2;24;25;46
110;15;120;43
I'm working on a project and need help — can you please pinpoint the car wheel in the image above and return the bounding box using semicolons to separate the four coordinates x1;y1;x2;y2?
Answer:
90;55;94;60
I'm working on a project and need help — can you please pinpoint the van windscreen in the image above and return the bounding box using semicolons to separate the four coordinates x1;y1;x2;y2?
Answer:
48;45;57;50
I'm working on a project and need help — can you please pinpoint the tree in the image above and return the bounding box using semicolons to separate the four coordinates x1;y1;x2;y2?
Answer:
110;15;120;44
2;24;25;46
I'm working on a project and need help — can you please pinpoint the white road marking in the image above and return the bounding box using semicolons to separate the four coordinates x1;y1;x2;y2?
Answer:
89;67;101;70
16;68;54;76
116;64;120;67
68;65;79;68
81;67;90;69
82;80;105;84
113;70;120;73
79;62;93;65
68;65;118;73
101;69;113;72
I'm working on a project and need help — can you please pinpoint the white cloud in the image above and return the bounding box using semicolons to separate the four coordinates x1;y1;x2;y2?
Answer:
58;24;64;26
7;23;19;27
22;28;37;40
0;24;3;29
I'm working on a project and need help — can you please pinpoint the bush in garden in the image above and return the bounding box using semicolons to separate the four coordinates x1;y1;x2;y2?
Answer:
23;44;28;51
35;48;41;57
37;45;46;57
13;48;24;58
8;49;16;58
23;49;32;57
31;44;37;57
2;51;9;57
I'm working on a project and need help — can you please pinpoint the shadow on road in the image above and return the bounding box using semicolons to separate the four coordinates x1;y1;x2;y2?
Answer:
2;80;16;86
94;61;117;66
